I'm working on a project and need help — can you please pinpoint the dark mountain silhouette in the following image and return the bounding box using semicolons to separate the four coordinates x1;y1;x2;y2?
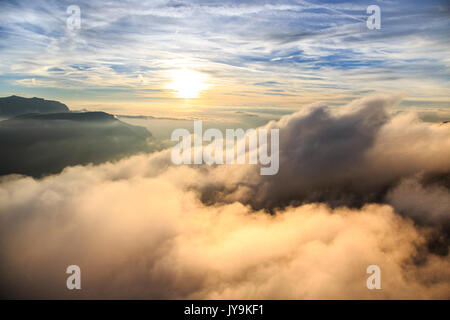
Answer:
0;110;152;177
0;95;69;117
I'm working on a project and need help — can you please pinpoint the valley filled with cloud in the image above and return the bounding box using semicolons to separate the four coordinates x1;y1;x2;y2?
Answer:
1;95;448;299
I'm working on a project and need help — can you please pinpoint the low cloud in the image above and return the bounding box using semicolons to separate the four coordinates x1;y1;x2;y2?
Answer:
0;95;449;299
192;96;450;215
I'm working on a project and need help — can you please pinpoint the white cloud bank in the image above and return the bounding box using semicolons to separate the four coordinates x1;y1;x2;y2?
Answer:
0;95;449;299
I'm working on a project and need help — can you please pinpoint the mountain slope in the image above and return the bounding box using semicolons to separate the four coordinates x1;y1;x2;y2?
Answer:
0;111;152;177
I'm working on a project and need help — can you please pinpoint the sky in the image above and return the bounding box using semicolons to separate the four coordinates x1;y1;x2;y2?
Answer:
0;0;449;120
0;1;450;299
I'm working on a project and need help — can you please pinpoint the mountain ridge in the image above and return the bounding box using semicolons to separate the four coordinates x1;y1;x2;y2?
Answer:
0;95;70;117
0;96;153;177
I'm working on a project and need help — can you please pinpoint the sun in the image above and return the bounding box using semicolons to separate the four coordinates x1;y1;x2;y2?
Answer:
166;69;210;99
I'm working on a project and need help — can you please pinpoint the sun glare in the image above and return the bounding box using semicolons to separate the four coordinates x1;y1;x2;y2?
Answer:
167;69;209;99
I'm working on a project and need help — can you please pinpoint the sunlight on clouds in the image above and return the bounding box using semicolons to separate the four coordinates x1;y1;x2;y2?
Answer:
1;0;448;114
166;69;210;99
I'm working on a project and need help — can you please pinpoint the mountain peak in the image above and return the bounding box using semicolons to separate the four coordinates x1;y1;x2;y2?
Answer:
0;95;70;117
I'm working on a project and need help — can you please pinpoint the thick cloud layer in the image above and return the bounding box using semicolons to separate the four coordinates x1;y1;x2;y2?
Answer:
0;95;449;299
192;96;450;218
